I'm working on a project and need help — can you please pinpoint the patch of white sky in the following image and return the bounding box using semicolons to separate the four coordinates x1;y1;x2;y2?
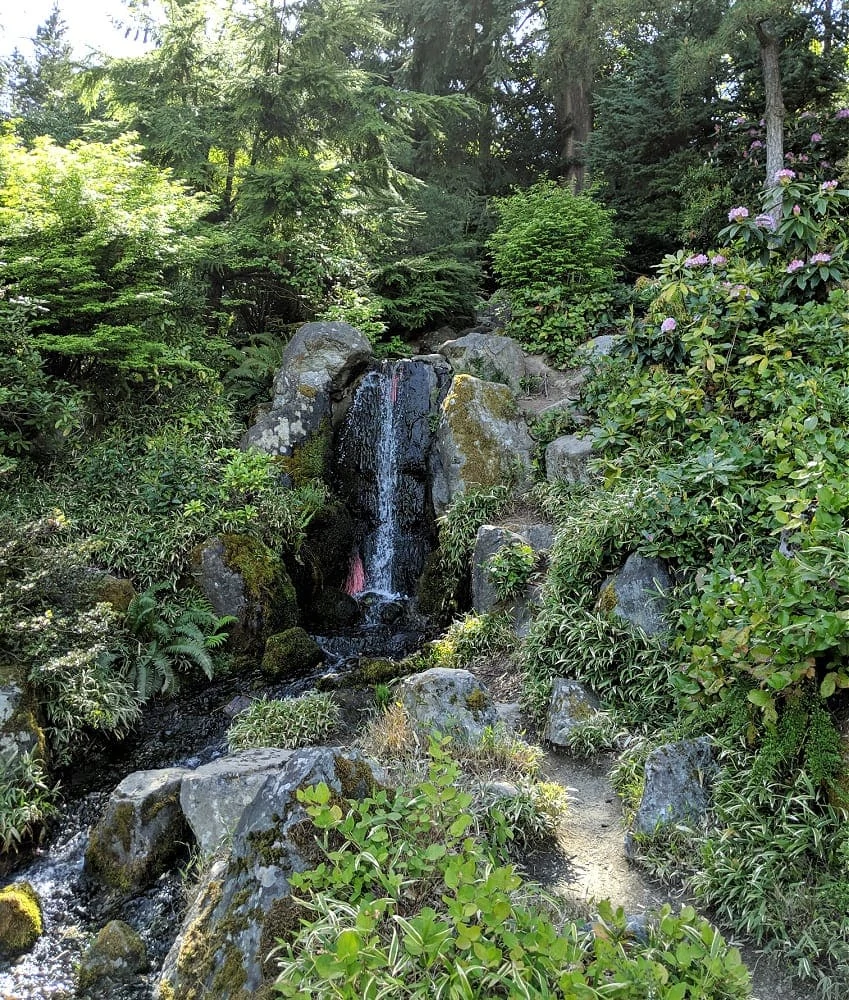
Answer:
0;0;159;61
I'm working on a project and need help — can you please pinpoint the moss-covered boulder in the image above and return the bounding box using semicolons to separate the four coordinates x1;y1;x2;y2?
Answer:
0;881;43;958
77;920;148;993
397;667;497;741
191;534;298;652
596;553;672;638
431;374;533;514
158;748;384;1000
92;574;137;612
84;767;190;894
260;628;324;678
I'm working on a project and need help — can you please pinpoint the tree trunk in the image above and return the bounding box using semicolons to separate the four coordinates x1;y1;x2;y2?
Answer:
555;74;592;192
754;18;785;224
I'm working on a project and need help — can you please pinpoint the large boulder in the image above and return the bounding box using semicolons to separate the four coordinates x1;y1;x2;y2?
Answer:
242;321;372;457
77;920;148;994
471;522;555;614
397;667;497;741
0;881;43;959
626;737;717;857
545;679;601;747
85;767;190;894
158;748;383;1000
597;553;672;638
190;533;298;651
180;748;295;854
261;627;324;678
438;332;526;392
431;374;533;514
545;429;602;485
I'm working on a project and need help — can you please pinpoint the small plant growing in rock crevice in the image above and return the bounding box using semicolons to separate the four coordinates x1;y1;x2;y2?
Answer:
486;540;537;600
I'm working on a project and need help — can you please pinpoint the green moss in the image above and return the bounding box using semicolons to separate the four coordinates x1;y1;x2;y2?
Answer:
259;896;308;978
415;548;455;621
443;374;521;489
299;502;356;594
332;754;380;800
280;418;330;485
211;945;248;996
261;627;324;677
220;533;299;639
465;688;489;713
0;881;43;957
78;919;147;989
597;583;618;614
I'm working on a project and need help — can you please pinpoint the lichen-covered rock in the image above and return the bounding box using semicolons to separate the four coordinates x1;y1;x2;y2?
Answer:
545;679;601;747
545;429;601;484
242;321;372;457
91;574;137;612
77;920;148;992
85;767;190;894
180;749;295;853
191;533;298;651
597;553;672;638
438;332;527;391
261;627;324;678
626;737;717;857
158;748;383;1000
397;667;497;741
0;881;43;958
0;665;45;766
431;374;533;514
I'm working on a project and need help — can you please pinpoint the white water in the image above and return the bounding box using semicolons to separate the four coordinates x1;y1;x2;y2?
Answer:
368;365;401;597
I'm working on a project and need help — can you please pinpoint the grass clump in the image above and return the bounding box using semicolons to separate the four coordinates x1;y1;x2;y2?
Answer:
227;691;340;752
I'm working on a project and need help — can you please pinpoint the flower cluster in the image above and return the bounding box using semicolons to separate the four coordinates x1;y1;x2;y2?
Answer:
811;252;832;265
684;254;709;267
786;259;805;274
728;206;749;223
775;169;797;184
660;317;677;334
821;180;838;192
710;254;727;266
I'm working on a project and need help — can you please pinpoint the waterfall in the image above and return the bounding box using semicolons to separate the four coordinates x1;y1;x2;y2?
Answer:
337;358;436;603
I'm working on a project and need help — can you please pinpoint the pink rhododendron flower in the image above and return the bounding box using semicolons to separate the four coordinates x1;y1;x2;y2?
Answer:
710;254;727;266
811;252;832;264
660;317;677;333
811;133;823;143
728;206;749;222
786;259;804;273
775;168;796;183
792;204;801;216
821;180;838;191
836;108;849;119
684;254;709;267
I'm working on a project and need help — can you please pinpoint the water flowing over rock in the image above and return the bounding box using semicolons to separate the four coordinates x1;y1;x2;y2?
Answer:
438;331;527;391
158;748;384;1000
625;737;717;858
597;553;672;638
397;667;497;741
179;748;295;854
84;768;190;894
335;359;440;601
242;321;372;457
431;374;533;514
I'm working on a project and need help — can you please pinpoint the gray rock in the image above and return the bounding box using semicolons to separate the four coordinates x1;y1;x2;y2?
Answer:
0;668;43;766
78;920;147;993
84;767;189;893
576;334;626;359
159;748;383;1000
537;397;591;426
626;737;717;855
545;429;602;484
431;374;534;514
495;702;523;732
545;679;601;746
190;536;247;622
398;667;497;741
471;525;528;613
597;553;672;637
180;749;295;853
439;332;526;391
242;321;372;457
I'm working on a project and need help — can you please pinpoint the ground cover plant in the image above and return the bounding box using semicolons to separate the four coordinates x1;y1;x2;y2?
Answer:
523;167;849;995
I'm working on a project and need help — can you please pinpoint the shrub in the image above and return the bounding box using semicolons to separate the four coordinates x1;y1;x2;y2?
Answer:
486;541;536;600
226;691;340;751
273;744;751;999
0;752;57;853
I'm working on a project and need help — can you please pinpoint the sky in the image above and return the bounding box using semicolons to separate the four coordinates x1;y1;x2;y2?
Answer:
0;0;154;60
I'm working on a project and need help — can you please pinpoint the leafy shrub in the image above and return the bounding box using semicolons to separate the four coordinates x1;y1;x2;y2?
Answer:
226;691;340;752
486;541;536;600
0;751;57;853
273;744;750;998
487;181;624;362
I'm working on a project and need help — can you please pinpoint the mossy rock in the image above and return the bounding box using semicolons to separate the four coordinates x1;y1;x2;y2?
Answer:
294;503;357;610
278;418;331;485
0;881;43;958
78;919;148;991
311;589;359;629
415;547;457;622
261;628;324;678
0;665;47;766
92;575;137;613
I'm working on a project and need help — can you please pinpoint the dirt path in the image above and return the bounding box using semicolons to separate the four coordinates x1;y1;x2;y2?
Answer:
526;750;809;1000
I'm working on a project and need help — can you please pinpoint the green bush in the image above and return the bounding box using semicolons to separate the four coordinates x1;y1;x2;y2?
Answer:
273;744;751;998
486;541;536;600
487;181;624;361
0;752;56;854
226;691;340;751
